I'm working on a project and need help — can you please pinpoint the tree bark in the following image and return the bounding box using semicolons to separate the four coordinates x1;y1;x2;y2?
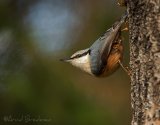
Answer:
127;0;160;124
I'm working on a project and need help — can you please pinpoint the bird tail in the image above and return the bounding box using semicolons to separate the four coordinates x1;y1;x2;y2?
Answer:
111;10;128;31
119;10;128;24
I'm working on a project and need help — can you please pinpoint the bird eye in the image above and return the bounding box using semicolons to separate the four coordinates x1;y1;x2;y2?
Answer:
88;49;91;55
71;54;81;59
71;50;90;59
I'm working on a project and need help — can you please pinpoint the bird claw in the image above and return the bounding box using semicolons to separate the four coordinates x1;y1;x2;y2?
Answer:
118;60;131;77
117;0;127;7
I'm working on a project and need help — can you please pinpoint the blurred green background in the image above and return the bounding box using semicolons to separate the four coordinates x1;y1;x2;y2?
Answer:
0;0;130;125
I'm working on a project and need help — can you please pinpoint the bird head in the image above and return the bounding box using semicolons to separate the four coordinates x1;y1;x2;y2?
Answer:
60;49;93;75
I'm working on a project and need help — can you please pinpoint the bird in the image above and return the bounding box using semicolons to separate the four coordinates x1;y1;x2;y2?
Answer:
60;13;129;77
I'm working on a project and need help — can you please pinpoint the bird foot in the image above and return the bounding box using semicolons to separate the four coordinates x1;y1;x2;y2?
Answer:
118;60;131;77
117;0;127;7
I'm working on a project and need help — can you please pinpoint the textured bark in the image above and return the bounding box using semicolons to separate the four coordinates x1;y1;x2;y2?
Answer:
128;0;160;125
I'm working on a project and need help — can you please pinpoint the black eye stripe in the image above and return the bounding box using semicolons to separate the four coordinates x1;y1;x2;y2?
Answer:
71;50;90;59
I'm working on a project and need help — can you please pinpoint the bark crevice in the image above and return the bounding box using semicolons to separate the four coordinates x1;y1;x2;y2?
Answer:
128;0;160;124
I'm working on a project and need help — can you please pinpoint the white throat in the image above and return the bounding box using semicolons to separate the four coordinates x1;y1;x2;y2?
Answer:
70;54;92;75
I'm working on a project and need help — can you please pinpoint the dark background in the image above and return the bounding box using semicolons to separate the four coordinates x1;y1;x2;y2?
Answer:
0;0;130;125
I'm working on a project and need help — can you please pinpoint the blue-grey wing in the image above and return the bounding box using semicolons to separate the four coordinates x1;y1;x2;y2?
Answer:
89;32;114;75
89;25;122;75
89;12;127;76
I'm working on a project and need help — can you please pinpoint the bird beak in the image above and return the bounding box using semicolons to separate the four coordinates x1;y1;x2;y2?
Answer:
60;57;71;62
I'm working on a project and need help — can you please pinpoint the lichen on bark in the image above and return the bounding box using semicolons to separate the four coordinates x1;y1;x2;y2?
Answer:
128;0;160;124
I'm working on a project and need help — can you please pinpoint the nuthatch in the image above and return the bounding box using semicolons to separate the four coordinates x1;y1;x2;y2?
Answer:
61;13;128;77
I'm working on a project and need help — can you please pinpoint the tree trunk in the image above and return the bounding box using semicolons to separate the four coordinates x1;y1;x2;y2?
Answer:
127;0;160;124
